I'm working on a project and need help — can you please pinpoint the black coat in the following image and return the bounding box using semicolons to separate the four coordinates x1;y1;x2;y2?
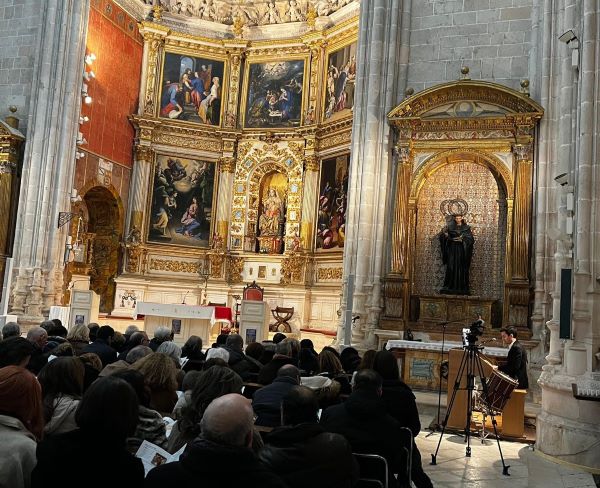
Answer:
257;356;295;385
82;339;117;368
259;422;358;488
499;340;528;389
381;379;421;437
32;429;144;488
225;347;262;381
320;390;410;485
26;346;49;375
145;437;287;488
252;376;298;427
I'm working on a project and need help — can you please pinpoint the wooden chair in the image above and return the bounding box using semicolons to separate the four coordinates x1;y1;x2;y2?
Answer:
270;306;294;332
243;281;264;301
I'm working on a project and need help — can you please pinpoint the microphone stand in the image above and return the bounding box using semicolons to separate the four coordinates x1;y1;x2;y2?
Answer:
426;316;477;438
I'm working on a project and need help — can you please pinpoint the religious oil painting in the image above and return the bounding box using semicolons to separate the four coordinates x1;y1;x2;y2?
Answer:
243;59;306;128
159;52;225;126
323;41;357;122
316;155;349;251
148;155;217;248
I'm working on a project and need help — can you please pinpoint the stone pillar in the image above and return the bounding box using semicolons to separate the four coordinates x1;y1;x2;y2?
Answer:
337;0;404;347
125;145;154;239
9;0;90;324
138;23;169;117
300;155;319;251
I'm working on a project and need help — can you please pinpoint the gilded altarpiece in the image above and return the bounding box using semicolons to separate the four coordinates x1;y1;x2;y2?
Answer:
112;19;357;336
384;80;543;339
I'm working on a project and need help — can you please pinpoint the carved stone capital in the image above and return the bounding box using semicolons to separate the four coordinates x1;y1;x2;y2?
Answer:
512;143;532;162
218;156;236;173
304;155;319;172
134;145;154;162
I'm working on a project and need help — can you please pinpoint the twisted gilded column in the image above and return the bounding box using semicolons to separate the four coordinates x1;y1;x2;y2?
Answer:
300;155;319;250
390;144;412;276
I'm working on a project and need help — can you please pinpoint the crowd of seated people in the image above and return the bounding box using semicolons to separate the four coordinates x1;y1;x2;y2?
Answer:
0;320;433;488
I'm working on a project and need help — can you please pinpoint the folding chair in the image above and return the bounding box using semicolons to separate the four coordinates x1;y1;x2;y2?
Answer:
398;426;413;488
353;453;389;488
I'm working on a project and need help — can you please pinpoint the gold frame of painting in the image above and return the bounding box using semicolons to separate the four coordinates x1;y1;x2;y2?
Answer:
320;29;358;125
240;54;310;130
145;151;220;251
314;151;350;254
157;46;229;129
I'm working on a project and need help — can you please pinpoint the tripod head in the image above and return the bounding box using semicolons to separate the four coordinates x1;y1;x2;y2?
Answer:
463;317;485;347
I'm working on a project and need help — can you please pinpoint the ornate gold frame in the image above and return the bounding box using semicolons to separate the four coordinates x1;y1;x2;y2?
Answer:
385;79;543;335
239;54;311;130
145;151;220;250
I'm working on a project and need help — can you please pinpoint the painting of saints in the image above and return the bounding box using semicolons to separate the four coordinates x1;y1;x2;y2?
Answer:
323;42;357;121
244;60;305;128
159;53;225;126
316;155;349;250
148;155;217;248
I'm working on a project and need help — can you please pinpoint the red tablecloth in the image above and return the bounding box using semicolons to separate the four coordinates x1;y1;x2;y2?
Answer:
214;306;233;322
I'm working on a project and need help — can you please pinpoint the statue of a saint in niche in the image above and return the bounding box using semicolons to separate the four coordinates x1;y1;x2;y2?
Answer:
439;213;474;295
259;187;284;237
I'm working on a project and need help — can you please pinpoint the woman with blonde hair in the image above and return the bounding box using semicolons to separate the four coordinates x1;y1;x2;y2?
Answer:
67;323;90;356
130;352;178;415
318;349;351;395
0;366;44;488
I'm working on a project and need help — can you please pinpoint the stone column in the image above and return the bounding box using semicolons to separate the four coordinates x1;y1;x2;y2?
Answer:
337;0;405;347
300;155;319;251
138;23;169;117
125;145;154;239
9;0;90;324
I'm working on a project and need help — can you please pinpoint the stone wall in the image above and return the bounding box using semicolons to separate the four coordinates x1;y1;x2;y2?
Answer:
0;0;43;132
407;0;532;91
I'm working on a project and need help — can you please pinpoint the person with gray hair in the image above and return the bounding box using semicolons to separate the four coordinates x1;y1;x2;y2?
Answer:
124;325;139;338
117;331;149;361
149;326;173;351
157;341;182;362
206;347;230;363
125;345;153;365
258;338;299;385
2;322;20;340
145;394;286;487
26;327;49;375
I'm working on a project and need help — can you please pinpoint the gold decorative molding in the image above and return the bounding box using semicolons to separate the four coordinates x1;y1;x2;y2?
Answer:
149;258;200;273
304;155;319;172
280;251;306;285
134;145;154;162
218;156;236;173
153;129;221;153
317;267;343;281
226;255;244;284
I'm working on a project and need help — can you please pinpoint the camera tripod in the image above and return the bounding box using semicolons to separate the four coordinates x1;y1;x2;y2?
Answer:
430;339;511;476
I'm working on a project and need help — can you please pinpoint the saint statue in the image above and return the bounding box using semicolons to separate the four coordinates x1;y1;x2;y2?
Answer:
259;187;284;237
439;213;474;295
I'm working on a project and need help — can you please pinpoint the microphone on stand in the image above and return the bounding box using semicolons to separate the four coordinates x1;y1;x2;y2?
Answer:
182;290;189;305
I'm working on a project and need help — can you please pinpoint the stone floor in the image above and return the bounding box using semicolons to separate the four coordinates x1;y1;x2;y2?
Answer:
414;391;598;487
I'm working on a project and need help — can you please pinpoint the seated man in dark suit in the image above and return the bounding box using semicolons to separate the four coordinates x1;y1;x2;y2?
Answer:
82;325;117;368
259;385;358;488
499;326;528;389
320;369;413;488
253;365;300;427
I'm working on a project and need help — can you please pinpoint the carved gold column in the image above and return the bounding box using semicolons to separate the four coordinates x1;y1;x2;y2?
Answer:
221;44;246;128
214;139;235;249
126;145;154;244
138;22;169;117
505;142;533;332
300;154;319;250
303;35;324;124
0;111;24;303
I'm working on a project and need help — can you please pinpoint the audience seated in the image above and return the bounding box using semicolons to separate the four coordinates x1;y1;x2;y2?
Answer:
78;353;102;391
157;341;185;386
40;320;68;353
373;350;432;488
340;347;361;374
146;394;287;488
245;342;265;369
259;385;358;488
318;349;351;395
272;333;287;344
99;345;152;377
168;365;243;453
1;321;21;340
181;335;205;372
123;325;140;343
224;334;262;381
111;331;126;353
253;365;300;427
320;369;413;488
172;370;202;419
299;339;319;375
82;325;117;368
258;339;299;385
87;323;100;343
130;352;179;416
0;366;44;488
25;327;49;375
31;376;144;487
358;349;377;371
111;369;168;452
117;331;149;361
259;341;276;364
149;326;173;351
206;346;230;362
66;324;90;356
37;357;84;437
0;337;35;369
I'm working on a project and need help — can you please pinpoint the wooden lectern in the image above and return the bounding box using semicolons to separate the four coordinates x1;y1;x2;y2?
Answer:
447;348;526;438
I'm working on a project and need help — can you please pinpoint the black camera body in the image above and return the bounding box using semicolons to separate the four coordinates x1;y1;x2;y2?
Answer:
466;319;484;345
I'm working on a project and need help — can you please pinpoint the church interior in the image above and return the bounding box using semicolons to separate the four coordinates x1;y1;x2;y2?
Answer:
0;0;599;485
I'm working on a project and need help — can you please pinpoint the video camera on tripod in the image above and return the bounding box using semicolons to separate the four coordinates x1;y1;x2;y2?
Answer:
462;317;485;346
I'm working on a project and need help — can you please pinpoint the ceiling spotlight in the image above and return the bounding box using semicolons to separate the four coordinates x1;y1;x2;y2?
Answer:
558;29;577;44
75;152;85;159
84;96;92;105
